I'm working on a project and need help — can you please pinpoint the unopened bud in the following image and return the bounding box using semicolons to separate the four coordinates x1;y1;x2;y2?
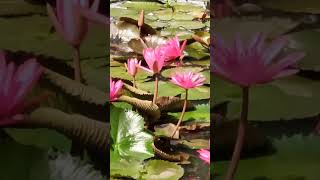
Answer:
138;10;144;27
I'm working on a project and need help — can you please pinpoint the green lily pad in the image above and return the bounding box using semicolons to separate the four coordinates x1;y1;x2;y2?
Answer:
148;20;168;28
287;29;320;71
214;135;320;179
110;106;154;161
136;80;185;97
183;86;210;100
81;58;108;91
171;13;196;21
0;140;49;180
154;9;175;21
256;0;320;14
168;104;210;122
110;66;150;82
173;3;206;12
0;16;106;59
169;20;206;30
160;28;194;39
141;160;184;180
213;75;320;121
5;128;71;152
161;66;203;78
0;0;46;16
111;8;139;19
214;17;299;43
123;1;163;11
185;42;209;60
110;150;144;179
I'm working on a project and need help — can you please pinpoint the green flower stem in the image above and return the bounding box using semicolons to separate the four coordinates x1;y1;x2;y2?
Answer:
153;74;159;104
171;89;188;138
225;87;249;180
72;46;83;156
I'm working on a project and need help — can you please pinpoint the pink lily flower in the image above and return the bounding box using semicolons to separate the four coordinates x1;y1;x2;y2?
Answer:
0;52;42;126
124;58;141;77
197;149;210;164
162;36;187;62
110;78;123;102
212;33;305;87
139;47;166;74
46;0;102;47
170;72;206;89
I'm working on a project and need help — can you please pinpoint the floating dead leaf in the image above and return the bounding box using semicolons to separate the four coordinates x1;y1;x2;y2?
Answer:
128;35;167;54
153;137;190;163
192;34;209;47
173;139;209;149
154;123;179;139
119;17;157;36
180;122;210;131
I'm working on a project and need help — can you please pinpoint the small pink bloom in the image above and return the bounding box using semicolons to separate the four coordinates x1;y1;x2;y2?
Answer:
212;33;305;87
0;52;42;126
197;149;210;164
140;47;166;74
47;0;102;47
162;36;187;62
171;72;205;89
110;78;123;102
124;58;141;77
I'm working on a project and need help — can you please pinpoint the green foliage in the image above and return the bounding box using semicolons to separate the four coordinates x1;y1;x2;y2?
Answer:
110;150;144;179
214;135;320;180
110;106;154;161
141;160;184;180
123;1;163;11
0;139;50;180
213;76;320;121
169;104;210;122
0;16;106;59
256;0;320;14
5;128;71;152
214;16;299;42
288;30;320;71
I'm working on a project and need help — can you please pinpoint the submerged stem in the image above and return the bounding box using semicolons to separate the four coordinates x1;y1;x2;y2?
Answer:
153;74;159;104
73;46;82;83
171;89;188;138
225;87;249;180
72;46;83;156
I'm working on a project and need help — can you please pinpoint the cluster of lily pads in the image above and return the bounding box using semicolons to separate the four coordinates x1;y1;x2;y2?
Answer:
0;0;109;179
110;1;211;179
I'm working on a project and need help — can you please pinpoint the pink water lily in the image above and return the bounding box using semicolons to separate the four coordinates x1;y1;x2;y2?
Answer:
212;33;305;87
170;72;205;138
124;58;141;77
110;78;123;102
139;47;166;74
162;36;187;62
0;52;42;126
197;149;210;164
47;0;101;47
171;72;206;89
